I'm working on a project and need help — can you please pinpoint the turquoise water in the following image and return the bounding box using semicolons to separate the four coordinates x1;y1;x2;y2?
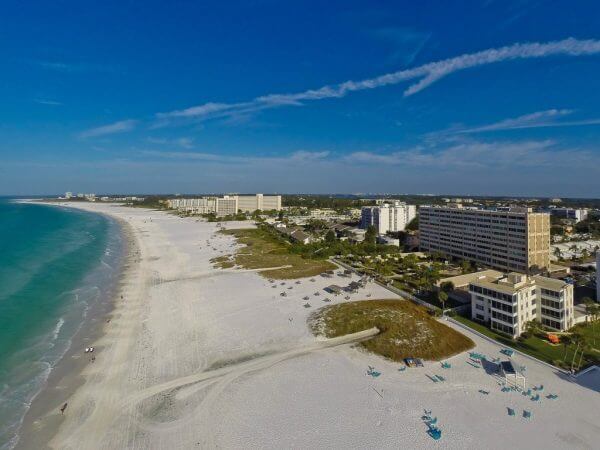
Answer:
0;200;121;449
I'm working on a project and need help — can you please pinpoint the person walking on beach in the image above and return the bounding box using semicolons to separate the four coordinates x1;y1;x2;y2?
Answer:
60;402;68;415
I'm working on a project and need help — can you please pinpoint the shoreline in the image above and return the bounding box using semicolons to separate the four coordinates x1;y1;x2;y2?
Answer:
14;205;137;450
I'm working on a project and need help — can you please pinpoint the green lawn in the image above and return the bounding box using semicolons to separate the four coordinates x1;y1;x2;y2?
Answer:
310;299;474;362
218;228;336;279
453;315;599;370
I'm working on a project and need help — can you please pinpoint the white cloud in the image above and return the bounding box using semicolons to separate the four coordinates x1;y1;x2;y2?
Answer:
344;139;598;169
80;120;138;138
34;99;63;106
156;37;600;125
140;149;331;165
450;109;600;133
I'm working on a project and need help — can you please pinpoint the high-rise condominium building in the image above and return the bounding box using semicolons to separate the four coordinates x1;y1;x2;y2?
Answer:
549;208;589;223
420;205;550;274
361;201;417;235
236;193;282;212
469;272;574;338
166;194;281;216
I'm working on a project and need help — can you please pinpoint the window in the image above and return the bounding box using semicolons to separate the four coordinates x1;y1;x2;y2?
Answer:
476;304;484;311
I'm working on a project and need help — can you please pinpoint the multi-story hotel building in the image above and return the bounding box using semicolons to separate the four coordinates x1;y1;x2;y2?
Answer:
469;272;574;337
166;194;281;216
361;201;417;235
419;205;550;274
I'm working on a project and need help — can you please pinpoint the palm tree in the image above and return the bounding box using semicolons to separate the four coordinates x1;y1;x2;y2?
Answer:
570;332;583;373
438;290;448;314
577;342;590;371
561;334;572;362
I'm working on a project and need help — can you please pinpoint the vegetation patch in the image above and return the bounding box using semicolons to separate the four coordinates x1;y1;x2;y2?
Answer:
221;228;335;279
309;299;474;362
210;255;235;269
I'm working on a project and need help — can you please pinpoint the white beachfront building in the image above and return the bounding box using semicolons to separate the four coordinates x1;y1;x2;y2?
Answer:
166;194;281;216
469;272;574;338
360;201;416;235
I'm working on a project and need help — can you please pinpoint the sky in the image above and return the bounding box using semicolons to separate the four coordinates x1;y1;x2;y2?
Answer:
2;0;600;197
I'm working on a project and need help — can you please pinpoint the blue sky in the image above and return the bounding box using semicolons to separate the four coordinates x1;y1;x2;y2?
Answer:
2;0;600;196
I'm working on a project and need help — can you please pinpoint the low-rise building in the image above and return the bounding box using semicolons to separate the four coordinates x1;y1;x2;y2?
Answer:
469;272;574;338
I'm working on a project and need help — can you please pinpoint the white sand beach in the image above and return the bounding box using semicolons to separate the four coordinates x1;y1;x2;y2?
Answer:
20;204;599;450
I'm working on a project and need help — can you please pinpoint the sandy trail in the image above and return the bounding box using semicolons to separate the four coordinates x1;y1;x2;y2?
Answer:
129;327;379;406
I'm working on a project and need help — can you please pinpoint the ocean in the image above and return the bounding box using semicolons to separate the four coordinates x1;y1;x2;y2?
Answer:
0;200;123;449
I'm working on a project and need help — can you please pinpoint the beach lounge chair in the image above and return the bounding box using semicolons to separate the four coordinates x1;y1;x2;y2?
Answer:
303;303;311;308
427;426;442;440
478;389;490;395
531;394;540;401
398;366;407;372
507;407;515;416
501;387;511;392
523;410;532;419
323;298;331;302
415;359;424;367
441;362;451;369
500;348;514;357
435;375;445;382
366;367;381;378
546;394;558;400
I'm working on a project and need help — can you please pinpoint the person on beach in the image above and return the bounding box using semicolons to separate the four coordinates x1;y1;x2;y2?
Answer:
60;402;68;415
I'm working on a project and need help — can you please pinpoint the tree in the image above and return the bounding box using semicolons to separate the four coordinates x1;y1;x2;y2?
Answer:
460;260;472;274
553;247;563;260
561;334;572;362
438;290;448;313
278;210;285;221
440;281;455;293
570;332;584;373
325;230;336;244
405;216;419;231
525;320;542;338
365;225;377;245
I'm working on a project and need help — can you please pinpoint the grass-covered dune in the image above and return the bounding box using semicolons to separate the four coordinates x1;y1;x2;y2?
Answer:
217;228;336;279
309;299;474;362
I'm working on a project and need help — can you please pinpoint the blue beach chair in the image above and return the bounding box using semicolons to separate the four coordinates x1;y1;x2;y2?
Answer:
428;426;442;440
507;407;515;416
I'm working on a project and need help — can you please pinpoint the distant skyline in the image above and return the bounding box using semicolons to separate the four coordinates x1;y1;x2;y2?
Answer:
2;1;600;196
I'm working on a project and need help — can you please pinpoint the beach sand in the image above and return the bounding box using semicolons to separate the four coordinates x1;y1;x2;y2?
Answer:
18;204;600;449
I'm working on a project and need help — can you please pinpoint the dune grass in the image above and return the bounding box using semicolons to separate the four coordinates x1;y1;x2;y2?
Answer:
218;228;335;279
309;299;474;362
